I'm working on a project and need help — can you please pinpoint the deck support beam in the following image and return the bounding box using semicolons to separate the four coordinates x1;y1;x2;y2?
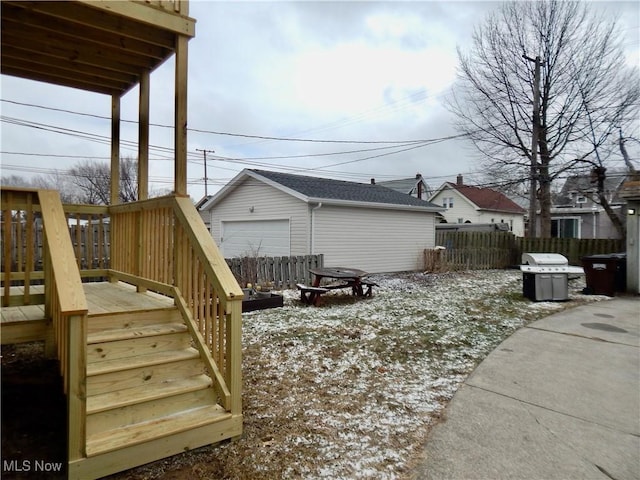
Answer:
110;96;121;205
138;71;150;201
174;35;188;196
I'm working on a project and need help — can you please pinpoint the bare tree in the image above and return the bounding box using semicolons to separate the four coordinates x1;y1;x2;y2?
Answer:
568;88;639;238
1;172;78;203
619;129;639;180
448;0;639;236
68;160;111;205
67;157;138;204
119;157;139;203
1;174;31;188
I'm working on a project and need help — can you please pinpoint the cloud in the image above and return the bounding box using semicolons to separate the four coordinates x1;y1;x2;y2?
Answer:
2;1;637;200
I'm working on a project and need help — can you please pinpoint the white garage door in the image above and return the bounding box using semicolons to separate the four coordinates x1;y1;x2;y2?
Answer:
221;219;290;257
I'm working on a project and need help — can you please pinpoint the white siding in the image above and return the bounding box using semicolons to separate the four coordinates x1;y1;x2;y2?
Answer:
198;209;210;231
209;178;310;256
313;205;436;273
432;189;478;224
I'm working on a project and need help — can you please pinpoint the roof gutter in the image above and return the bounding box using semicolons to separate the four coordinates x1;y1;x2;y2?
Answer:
307;197;444;213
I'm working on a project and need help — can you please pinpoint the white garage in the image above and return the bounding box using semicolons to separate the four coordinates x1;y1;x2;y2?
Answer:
201;169;444;273
221;219;290;257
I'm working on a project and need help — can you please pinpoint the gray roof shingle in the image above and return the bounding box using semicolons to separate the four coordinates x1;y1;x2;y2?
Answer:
250;169;442;209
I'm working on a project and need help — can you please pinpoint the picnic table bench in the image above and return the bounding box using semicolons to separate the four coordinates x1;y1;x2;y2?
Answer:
296;284;329;305
297;267;378;306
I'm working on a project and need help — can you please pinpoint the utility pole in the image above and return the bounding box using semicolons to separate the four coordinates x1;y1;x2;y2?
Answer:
195;148;215;196
523;54;541;238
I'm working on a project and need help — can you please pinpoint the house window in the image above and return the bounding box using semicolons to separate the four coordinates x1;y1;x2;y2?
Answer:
442;197;454;208
551;218;579;238
457;218;464;224
448;198;454;208
576;195;587;204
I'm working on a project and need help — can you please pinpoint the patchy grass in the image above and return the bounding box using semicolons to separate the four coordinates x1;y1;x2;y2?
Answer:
102;270;606;479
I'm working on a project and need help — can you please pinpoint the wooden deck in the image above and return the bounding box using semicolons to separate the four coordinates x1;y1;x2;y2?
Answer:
1;282;175;338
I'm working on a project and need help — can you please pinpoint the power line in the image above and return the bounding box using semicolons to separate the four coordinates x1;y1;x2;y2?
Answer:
0;114;473;181
1;99;448;145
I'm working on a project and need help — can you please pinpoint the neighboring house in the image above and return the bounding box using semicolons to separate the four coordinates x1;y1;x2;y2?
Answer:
620;179;640;294
200;169;444;273
429;175;526;236
550;174;627;239
377;173;433;200
195;195;213;231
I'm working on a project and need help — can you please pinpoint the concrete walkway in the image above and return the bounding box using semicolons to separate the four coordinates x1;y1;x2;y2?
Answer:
415;296;640;480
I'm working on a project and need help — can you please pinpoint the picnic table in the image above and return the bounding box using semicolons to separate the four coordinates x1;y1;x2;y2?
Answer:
297;267;377;306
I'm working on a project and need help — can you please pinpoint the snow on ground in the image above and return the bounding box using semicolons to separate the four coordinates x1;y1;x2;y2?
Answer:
228;269;606;479
120;269;609;479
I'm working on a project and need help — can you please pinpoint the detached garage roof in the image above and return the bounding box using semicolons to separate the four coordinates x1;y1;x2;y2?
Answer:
202;169;444;212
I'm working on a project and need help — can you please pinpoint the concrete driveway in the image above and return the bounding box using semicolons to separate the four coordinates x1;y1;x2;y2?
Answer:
415;296;640;480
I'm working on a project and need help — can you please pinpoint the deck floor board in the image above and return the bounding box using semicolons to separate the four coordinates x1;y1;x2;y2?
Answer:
1;282;174;324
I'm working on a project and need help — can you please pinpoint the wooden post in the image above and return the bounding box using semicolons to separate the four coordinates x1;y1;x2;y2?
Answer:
138;71;150;201
67;313;87;462
111;96;121;205
227;300;242;417
174;35;189;196
2;192;12;308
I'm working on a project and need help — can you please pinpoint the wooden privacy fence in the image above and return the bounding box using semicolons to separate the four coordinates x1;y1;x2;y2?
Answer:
1;200;110;285
225;254;324;289
516;237;625;265
425;231;625;272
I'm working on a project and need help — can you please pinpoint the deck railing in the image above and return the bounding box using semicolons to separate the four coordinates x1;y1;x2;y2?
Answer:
0;196;110;296
145;0;189;15
1;187;89;461
63;204;110;274
1;187;40;306
109;195;243;415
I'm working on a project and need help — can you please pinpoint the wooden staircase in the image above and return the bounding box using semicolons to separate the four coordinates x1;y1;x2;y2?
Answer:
2;188;244;479
74;304;235;477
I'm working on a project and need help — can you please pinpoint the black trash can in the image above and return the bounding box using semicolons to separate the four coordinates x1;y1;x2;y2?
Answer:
581;253;627;296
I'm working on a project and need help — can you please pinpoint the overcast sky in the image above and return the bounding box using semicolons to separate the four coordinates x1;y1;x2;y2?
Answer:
1;0;639;201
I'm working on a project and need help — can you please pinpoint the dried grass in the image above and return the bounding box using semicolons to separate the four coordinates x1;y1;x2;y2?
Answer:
106;270;605;480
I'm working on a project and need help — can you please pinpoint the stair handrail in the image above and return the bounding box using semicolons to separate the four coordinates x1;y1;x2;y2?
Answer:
38;189;89;462
108;195;243;417
171;196;243;416
171;196;244;303
172;286;232;409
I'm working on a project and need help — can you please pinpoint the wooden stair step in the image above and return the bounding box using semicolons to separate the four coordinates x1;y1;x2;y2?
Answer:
87;374;213;414
86;405;231;457
86;380;218;436
87;322;187;344
87;329;192;363
87;307;181;333
87;348;200;377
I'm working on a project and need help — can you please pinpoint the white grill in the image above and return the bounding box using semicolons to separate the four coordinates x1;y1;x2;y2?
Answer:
521;253;584;274
520;252;584;301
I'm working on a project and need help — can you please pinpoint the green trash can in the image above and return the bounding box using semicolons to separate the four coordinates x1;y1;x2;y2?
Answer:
581;253;627;296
